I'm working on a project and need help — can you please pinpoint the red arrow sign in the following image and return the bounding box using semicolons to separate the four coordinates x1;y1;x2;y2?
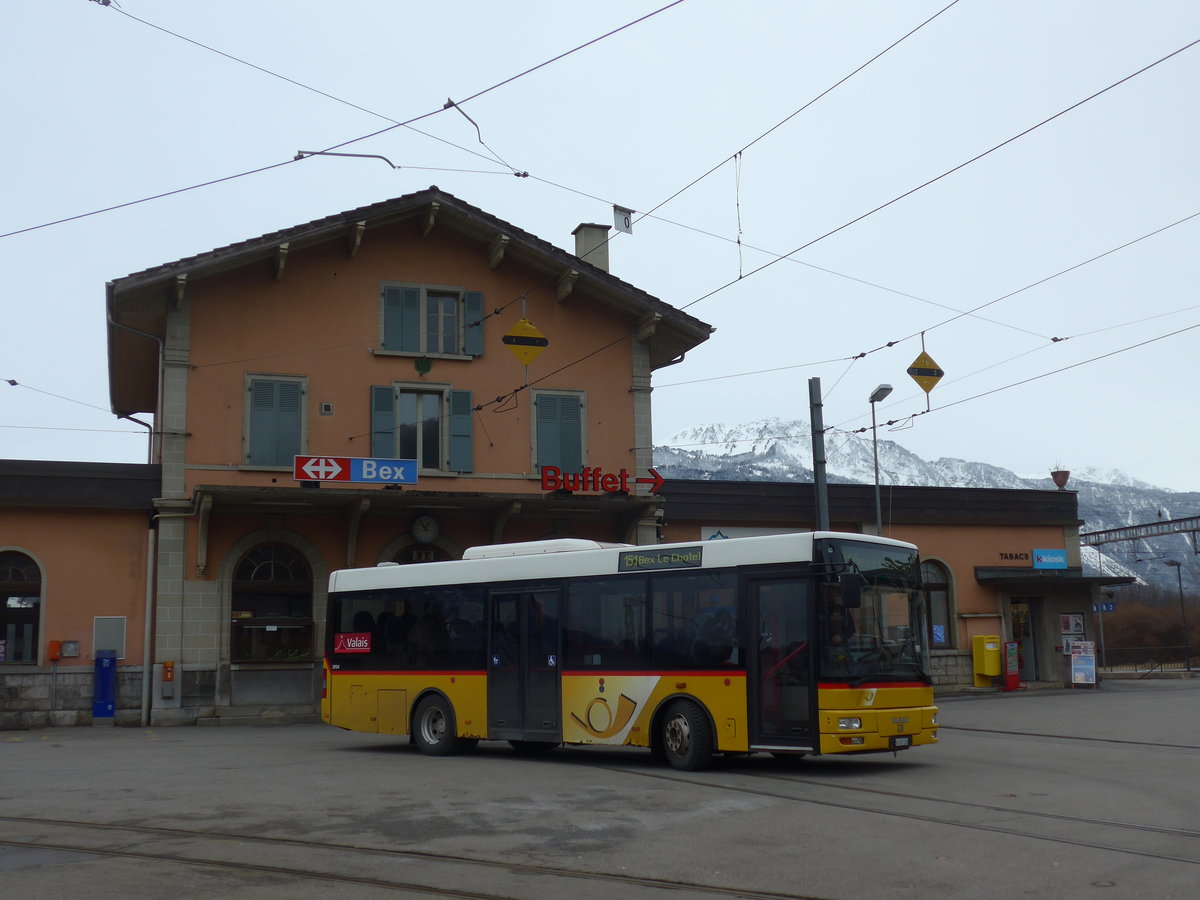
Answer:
293;456;350;481
635;467;665;493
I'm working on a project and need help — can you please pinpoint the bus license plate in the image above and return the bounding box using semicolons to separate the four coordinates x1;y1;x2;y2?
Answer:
889;735;911;750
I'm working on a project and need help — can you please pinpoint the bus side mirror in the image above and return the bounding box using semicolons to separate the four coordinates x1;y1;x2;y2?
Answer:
841;573;863;608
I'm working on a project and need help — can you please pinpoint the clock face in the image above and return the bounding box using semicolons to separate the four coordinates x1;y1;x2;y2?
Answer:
412;515;439;543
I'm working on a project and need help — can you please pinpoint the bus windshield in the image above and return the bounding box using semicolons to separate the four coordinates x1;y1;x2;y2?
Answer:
817;539;932;685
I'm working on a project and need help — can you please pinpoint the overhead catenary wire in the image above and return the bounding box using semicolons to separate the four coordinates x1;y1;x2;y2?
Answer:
641;317;1200;454
494;32;1200;431
98;0;536;172
21;5;1200;465
677;35;1200;315
820;319;1200;441
34;0;975;357
434;1;970;413
658;208;1200;390
4;1;689;240
536;0;964;274
626;0;964;232
527;174;1056;340
296;31;1200;429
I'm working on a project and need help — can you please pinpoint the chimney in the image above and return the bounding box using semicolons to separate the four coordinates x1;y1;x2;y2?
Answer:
572;223;610;272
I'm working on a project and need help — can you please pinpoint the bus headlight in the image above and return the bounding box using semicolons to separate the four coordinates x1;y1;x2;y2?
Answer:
837;717;862;730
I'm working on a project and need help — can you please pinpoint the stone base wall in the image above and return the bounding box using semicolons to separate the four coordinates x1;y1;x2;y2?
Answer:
0;667;145;730
931;649;976;690
1;665;319;728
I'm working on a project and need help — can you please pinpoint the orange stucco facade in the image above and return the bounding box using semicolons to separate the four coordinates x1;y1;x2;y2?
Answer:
180;222;640;498
1;508;149;666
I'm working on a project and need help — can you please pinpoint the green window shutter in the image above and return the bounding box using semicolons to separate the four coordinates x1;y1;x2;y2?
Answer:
536;394;582;473
448;390;473;472
463;291;484;357
370;385;395;458
248;379;302;466
558;395;582;473
383;286;422;352
536;394;559;471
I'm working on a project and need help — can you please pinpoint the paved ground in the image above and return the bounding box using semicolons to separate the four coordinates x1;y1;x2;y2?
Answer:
1;679;1197;899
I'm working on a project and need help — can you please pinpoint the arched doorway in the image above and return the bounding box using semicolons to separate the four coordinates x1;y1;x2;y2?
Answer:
229;543;313;664
0;551;41;664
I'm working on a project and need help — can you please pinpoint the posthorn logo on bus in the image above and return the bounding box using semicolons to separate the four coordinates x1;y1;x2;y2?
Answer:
334;632;371;653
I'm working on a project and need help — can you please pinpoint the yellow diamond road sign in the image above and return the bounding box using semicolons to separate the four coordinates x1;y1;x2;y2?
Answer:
502;318;549;366
907;351;944;394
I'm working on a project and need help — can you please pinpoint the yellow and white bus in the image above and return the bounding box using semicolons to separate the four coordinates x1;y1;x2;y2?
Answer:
322;532;937;770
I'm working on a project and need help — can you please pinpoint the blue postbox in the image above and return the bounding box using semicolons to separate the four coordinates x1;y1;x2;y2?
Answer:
92;649;117;723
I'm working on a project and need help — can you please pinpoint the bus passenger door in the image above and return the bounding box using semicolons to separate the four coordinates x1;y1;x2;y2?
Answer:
488;589;562;743
750;578;814;748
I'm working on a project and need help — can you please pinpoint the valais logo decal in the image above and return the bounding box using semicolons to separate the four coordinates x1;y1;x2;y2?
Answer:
334;632;371;653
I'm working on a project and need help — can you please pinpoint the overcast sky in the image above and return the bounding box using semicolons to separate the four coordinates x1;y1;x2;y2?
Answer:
5;1;1199;492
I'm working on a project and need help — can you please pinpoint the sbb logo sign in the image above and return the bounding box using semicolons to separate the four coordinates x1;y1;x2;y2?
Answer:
334;632;371;653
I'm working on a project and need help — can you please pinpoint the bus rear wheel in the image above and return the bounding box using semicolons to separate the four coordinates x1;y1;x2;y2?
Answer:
412;695;464;757
660;700;713;771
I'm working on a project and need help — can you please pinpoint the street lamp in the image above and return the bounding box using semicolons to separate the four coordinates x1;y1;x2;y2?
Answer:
1164;560;1191;672
869;384;893;535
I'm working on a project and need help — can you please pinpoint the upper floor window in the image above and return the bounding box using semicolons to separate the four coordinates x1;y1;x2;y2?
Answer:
245;375;306;467
1;550;41;664
533;390;585;474
371;384;473;473
921;559;953;648
381;285;484;357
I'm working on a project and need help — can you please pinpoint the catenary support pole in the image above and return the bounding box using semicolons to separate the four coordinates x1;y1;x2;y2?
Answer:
809;378;829;531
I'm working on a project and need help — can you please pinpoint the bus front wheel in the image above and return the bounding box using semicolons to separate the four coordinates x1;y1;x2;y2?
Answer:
660;700;713;771
412;695;464;757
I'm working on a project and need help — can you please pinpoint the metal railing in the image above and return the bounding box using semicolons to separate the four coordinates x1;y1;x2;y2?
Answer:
1098;645;1194;676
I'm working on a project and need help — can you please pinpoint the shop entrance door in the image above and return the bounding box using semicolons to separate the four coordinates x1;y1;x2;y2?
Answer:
1011;598;1038;680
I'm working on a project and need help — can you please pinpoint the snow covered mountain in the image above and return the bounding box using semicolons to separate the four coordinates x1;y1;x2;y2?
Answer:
654;418;1198;590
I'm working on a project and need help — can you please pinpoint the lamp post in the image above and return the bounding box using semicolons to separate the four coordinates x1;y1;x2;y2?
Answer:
1164;560;1190;672
869;384;893;535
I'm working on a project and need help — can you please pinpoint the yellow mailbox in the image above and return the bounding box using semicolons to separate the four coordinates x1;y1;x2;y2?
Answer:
972;634;1002;687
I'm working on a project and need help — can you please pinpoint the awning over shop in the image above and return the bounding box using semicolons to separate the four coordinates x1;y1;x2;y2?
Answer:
974;567;1134;590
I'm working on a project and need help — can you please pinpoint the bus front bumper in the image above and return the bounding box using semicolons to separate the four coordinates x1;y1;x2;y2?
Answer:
818;705;938;754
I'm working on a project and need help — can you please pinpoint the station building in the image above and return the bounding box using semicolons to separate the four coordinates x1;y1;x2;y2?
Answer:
0;189;1123;729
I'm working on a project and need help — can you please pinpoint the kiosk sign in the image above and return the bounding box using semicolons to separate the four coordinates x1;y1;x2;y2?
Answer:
1034;548;1068;570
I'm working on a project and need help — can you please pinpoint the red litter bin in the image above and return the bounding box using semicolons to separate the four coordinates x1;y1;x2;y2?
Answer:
1002;641;1020;692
